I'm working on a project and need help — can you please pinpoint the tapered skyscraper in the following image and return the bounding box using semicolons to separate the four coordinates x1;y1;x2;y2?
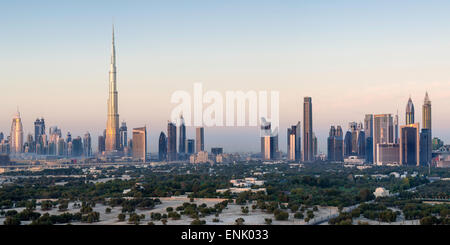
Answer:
406;97;415;125
422;92;431;130
105;26;120;154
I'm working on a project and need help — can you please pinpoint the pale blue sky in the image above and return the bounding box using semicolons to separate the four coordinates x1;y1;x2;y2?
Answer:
1;1;450;153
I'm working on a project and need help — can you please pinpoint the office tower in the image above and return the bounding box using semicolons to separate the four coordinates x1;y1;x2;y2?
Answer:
421;92;432;165
167;122;177;161
406;97;415;125
373;114;394;164
119;121;127;150
400;123;420;166
327;126;344;162
66;132;72;143
287;122;301;161
179;115;186;154
420;128;432;166
196;127;204;153
423;92;432;130
24;134;33;153
302;97;313;162
394;111;399;144
158;132;167;161
58;138;66;156
83;132;92;157
211;148;223;155
71;137;83;157
105;27;120;154
344;131;352;157
261;118;278;160
98;130;106;154
0;132;3;142
34;118;45;153
187;139;195;154
132;127;147;162
10;111;24;154
364;114;374;163
377;143;400;165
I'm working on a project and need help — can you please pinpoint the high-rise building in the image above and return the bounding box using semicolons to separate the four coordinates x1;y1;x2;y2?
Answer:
132;127;147;162
83;132;92;157
34;118;45;153
377;143;400;165
179;115;186;155
287;122;301;161
158;132;167;161
261;118;279;160
98;130;106;154
119;121;128;150
364;114;374;163
400;123;420;166
344;131;352;157
302;97;313;162
105;27;120;154
196;127;204;153
0;132;3;142
373;114;394;164
420;128;432;166
406;97;415;125
71;136;83;157
345;122;365;157
187;139;195;154
10;111;24;154
312;133;318;159
167;122;177;161
421;92;432;165
394;111;399;144
327;125;344;162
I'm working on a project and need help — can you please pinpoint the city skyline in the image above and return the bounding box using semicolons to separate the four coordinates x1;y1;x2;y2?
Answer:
2;1;450;153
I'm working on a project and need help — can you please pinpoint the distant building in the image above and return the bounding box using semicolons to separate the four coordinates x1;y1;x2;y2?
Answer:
377;143;400;165
179;115;186;155
132;127;147;162
287;122;301;161
400;123;420;166
374;187;390;198
196;127;204;153
261;118;279;160
187;139;195;155
167;122;177;161
158;132;167;161
83;132;92;157
420;128;432;166
406;97;415;125
10;111;24;154
364;114;374;163
119;121;128;150
71;136;83;157
327;125;344;162
303;97;314;162
211;147;223;155
190;151;209;164
373;114;394;164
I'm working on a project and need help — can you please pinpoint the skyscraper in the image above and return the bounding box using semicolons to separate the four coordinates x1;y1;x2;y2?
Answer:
364;114;374;163
302;97;313;162
421;92;432;165
132;127;147;162
167;122;177;161
287;122;301;161
327;125;344;162
187;139;195;155
105;26;120;154
83;132;92;157
394;111;399;144
10;111;23;154
400;123;420;166
119;121;128;150
423;92;432;130
373;114;394;164
261;118;278;160
406;97;415;125
158;132;167;161
34;118;45;153
196;127;204;153
179;115;186;155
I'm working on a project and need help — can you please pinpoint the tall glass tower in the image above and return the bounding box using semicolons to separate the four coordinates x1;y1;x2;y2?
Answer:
105;26;120;154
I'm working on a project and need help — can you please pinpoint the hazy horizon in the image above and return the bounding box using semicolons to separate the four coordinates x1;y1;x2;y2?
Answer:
2;0;450;153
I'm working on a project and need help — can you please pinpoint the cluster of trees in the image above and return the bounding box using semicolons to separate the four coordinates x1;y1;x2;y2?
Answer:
108;198;161;213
